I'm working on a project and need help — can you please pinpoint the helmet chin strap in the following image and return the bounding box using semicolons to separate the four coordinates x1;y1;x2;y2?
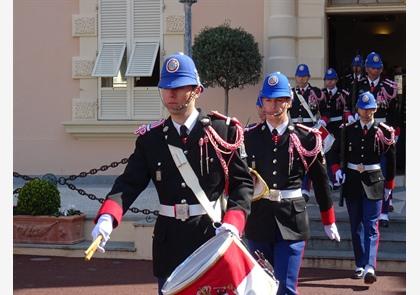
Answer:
175;94;194;111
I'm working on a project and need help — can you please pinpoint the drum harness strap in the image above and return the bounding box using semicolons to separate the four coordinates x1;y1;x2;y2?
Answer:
167;144;223;224
295;92;318;123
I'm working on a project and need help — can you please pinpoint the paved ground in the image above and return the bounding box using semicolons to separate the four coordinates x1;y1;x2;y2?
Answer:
14;255;405;295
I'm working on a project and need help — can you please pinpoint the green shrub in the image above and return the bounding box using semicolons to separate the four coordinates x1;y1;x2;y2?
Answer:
16;179;61;216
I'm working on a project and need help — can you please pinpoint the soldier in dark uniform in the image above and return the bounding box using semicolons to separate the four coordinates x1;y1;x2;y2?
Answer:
358;52;398;227
343;55;366;114
319;68;352;188
290;64;326;199
90;52;253;294
244;71;340;295
332;92;396;284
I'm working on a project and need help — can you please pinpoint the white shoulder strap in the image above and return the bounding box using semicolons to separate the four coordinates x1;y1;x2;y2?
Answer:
295;93;317;123
167;144;222;223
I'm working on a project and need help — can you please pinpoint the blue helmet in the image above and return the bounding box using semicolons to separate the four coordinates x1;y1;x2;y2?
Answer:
256;92;263;107
324;68;338;80
260;72;292;99
365;52;383;69
295;64;310;77
352;55;364;67
356;91;377;109
158;52;203;89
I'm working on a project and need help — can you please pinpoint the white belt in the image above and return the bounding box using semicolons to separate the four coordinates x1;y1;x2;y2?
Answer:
329;116;342;122
375;117;386;123
159;200;218;220
262;189;302;202
347;163;381;173
292;117;314;123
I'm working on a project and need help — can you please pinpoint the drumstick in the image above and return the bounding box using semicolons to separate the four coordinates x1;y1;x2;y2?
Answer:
84;235;103;261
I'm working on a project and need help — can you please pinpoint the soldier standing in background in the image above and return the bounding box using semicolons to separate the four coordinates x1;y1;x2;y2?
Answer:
290;64;325;200
343;55;366;114
320;68;352;188
358;52;398;227
332;91;396;284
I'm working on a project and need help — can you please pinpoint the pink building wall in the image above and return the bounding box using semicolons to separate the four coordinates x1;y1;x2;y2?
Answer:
14;0;134;175
13;0;263;176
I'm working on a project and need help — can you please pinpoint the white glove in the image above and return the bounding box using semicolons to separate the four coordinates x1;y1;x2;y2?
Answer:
354;113;359;121
335;169;346;185
91;214;114;253
347;115;356;124
215;223;239;238
324;223;340;242
318;119;327;127
384;188;392;202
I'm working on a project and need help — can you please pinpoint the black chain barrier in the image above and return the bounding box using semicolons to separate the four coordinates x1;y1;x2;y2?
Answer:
13;158;159;220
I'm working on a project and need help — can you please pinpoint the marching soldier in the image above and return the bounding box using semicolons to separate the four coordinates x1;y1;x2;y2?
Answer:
332;91;396;284
320;68;352;188
244;71;340;295
358;52;399;227
90;52;253;294
290;64;326;199
343;54;366;114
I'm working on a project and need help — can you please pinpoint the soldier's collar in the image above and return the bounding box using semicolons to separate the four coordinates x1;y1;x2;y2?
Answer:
171;108;199;135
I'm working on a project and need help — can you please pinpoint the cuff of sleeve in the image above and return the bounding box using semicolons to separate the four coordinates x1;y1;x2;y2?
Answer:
321;207;336;225
321;116;329;124
385;180;395;190
222;209;246;235
94;199;123;227
331;164;341;175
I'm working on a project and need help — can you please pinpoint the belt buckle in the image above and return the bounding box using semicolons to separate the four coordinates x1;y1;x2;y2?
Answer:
175;200;189;221
357;163;365;173
269;189;282;202
297;116;303;123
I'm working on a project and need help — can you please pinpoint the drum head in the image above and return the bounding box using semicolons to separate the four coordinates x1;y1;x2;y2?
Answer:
162;231;234;294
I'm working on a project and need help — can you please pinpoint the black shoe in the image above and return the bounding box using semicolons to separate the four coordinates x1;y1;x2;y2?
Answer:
364;272;377;284
352;269;364;279
379;220;389;228
389;205;394;212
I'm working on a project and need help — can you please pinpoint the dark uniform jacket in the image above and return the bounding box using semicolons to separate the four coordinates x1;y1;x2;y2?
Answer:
95;110;253;277
290;84;324;127
358;77;398;129
343;73;366;113
337;121;396;200
244;121;335;242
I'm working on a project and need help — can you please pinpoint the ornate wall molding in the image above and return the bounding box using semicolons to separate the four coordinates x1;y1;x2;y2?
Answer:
166;15;184;33
72;15;97;37
72;98;97;120
72;57;95;79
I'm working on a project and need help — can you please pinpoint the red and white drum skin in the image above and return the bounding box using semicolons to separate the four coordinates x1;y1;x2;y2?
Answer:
162;231;278;295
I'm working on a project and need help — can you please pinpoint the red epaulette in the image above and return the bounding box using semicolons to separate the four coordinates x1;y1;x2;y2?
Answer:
209;110;241;126
134;119;165;136
378;122;395;133
295;123;321;135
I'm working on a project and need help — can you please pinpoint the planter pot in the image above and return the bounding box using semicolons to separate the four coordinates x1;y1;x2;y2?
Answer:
13;214;86;244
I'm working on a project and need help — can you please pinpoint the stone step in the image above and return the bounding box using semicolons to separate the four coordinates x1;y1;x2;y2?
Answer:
306;229;406;253
308;216;406;234
302;249;405;272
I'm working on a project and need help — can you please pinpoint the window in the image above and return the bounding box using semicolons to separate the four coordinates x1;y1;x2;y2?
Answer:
93;0;162;120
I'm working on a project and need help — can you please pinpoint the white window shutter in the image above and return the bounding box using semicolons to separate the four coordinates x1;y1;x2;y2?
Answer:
92;42;126;77
133;88;163;119
126;42;159;77
133;0;161;39
100;0;127;39
99;89;128;119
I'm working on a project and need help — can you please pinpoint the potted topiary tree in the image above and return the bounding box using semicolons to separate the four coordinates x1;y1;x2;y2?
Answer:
13;179;85;244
